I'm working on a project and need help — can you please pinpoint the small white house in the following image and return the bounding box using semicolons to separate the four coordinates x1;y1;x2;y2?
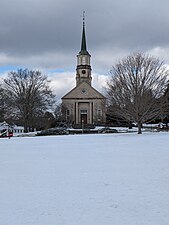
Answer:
12;125;24;136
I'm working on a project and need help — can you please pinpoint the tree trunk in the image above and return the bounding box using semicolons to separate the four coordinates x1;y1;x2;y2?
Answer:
137;121;142;134
24;125;28;133
24;117;29;133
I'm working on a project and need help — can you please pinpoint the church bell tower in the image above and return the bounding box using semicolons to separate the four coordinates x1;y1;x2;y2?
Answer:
76;11;92;86
62;12;106;127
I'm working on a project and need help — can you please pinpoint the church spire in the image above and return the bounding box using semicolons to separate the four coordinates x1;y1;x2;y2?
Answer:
79;11;90;55
76;11;92;86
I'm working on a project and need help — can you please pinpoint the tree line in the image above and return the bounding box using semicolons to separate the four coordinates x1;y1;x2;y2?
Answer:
0;52;169;134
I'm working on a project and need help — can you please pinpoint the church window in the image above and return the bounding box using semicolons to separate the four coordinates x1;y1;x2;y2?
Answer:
81;88;87;94
66;109;70;116
82;57;86;65
80;110;87;114
97;109;102;119
77;57;81;65
66;109;70;120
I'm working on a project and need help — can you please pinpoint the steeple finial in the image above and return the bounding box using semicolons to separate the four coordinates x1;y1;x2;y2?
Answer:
83;10;85;26
79;11;89;55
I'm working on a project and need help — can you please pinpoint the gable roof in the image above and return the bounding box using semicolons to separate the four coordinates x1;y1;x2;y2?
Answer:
62;82;106;100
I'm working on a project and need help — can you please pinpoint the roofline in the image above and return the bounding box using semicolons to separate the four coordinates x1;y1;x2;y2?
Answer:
61;81;106;99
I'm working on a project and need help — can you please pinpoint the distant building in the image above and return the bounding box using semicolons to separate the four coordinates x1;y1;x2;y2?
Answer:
62;16;106;127
0;121;24;137
12;125;24;136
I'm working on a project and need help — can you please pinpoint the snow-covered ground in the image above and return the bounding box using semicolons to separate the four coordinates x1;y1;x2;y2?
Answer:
0;132;169;225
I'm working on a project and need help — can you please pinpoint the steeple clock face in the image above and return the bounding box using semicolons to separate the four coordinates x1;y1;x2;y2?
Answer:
81;69;87;77
82;70;86;74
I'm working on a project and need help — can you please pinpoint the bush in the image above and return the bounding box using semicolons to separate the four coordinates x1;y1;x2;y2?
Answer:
37;127;69;136
98;127;118;134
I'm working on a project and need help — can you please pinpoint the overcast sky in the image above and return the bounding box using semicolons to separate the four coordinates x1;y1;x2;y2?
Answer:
0;0;169;99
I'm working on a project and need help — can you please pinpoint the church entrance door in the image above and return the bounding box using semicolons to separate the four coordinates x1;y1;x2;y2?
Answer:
80;110;87;124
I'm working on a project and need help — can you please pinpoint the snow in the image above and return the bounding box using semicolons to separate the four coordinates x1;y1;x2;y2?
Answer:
0;132;169;225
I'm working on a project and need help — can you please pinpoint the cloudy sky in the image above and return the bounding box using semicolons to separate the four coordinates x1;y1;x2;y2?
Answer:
0;0;169;99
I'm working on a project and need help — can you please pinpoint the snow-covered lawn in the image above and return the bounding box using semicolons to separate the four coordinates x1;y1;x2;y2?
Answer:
0;133;169;225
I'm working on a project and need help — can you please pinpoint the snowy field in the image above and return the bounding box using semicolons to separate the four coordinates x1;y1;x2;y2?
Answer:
0;133;169;225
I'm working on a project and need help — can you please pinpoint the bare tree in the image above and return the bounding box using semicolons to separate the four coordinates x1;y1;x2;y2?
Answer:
0;84;6;121
3;69;55;132
107;52;169;134
160;82;169;123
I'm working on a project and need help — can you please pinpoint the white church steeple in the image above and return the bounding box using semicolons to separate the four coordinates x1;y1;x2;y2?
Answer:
76;11;92;86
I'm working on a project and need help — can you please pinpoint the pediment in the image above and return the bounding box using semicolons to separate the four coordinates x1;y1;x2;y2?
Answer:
62;82;105;99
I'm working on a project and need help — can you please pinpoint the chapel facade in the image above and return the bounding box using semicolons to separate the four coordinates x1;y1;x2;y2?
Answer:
61;17;106;127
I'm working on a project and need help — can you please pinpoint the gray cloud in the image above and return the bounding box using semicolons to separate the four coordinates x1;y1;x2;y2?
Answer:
0;0;169;74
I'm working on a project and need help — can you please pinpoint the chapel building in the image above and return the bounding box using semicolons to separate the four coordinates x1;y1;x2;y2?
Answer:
61;17;106;127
